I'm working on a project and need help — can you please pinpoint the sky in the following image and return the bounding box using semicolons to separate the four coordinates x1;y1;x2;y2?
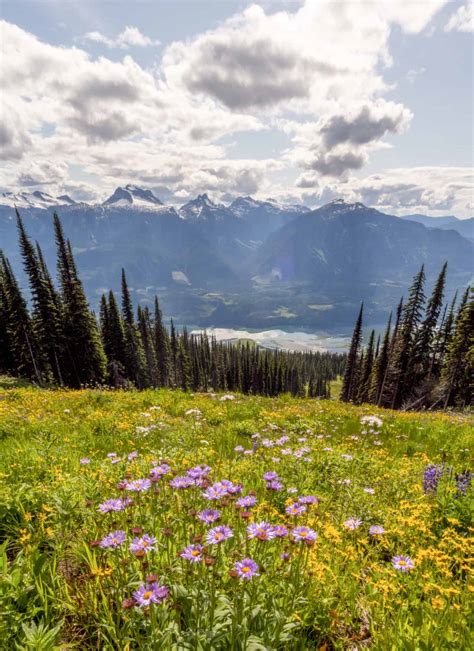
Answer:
0;0;473;217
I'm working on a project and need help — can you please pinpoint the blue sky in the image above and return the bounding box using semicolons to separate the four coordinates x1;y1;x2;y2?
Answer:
1;0;472;216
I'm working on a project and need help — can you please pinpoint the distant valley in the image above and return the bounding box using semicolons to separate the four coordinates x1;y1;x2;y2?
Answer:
1;186;472;333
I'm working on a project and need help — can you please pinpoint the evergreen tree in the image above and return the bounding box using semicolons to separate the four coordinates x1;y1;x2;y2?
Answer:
54;214;106;386
356;329;375;404
341;303;363;402
369;312;392;405
138;306;157;386
17;211;64;383
154;297;171;387
441;288;473;407
414;262;447;377
120;269;147;388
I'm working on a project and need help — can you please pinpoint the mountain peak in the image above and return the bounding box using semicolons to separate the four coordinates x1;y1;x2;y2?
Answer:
103;185;163;208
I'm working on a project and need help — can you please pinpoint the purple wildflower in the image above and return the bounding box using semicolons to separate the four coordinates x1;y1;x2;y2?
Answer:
422;464;445;494
236;495;257;509
234;445;245;453
98;498;129;513
129;534;157;555
369;525;385;536
285;503;307;516
298;495;318;505
266;480;283;491
169;475;194;489
456;471;472;496
100;530;127;548
80;458;91;465
273;524;289;538
180;544;204;562
206;525;233;545
187;465;211;480
234;558;259;580
392;555;415;572
126;478;151;492
344;517;363;530
133;582;168;606
150;464;170;480
197;509;221;524
247;521;276;541
128;451;138;461
263;471;279;481
292;526;318;543
363;487;375;494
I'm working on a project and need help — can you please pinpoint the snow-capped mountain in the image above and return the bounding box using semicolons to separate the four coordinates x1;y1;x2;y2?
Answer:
0;190;77;210
179;193;232;221
102;185;164;209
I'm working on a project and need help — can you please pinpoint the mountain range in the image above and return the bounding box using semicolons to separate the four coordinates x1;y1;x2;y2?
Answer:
1;187;472;331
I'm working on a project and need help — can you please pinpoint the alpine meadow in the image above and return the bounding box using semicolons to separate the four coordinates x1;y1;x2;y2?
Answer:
0;1;473;650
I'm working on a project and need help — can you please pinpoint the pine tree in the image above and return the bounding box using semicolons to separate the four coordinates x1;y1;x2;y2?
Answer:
120;269;147;388
356;329;375;404
153;297;171;387
341;303;363;402
441;288;473;407
414;262;447;377
0;253;44;383
385;266;426;408
138;306;157;386
17;211;65;383
369;312;392;405
54;214;106;386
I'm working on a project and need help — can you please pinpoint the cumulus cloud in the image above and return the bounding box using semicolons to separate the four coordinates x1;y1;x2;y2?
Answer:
0;0;461;205
84;26;160;49
445;1;473;32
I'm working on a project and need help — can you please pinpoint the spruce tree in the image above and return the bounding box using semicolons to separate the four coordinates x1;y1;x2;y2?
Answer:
54;214;106;386
441;288;473;407
153;297;171;387
369;312;392;405
341;303;363;402
120;269;147;388
356;329;375;404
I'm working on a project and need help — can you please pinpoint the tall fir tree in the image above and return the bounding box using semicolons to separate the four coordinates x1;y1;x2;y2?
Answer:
441;288;473;408
54;214;106;386
369;312;392;405
356;329;375;404
153;297;171;387
120;269;147;388
341;303;363;402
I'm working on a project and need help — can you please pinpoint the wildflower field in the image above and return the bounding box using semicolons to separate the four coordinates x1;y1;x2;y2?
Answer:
0;386;472;649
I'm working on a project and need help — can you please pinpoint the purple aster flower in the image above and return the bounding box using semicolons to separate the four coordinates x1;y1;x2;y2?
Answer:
392;555;415;572
150;464;170;480
263;471;279;481
125;479;151;492
206;525;233;545
363;487;375;494
285;503;307;516
234;558;259;580
128;451;138;461
262;439;275;448
298;495;318;505
202;483;228;500
80;458;91;465
187;465;211;480
197;509;221;524
98;498;128;513
266;480;283;491
226;482;243;495
344;517;363;530
107;453;117;459
276;435;290;445
247;521;276;541
236;495;257;509
100;530;127;548
292;526;318;543
133;582;168;606
234;445;244;453
273;524;289;538
169;475;194;489
129;534;157;555
180;544;203;562
369;525;385;536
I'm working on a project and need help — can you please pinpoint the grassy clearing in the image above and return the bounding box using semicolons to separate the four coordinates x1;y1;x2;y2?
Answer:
0;387;472;649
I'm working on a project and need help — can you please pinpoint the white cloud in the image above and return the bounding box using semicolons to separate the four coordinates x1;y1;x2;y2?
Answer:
0;0;461;208
445;1;473;32
84;26;160;49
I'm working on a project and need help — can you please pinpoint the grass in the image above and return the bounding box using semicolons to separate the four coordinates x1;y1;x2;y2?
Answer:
0;386;472;649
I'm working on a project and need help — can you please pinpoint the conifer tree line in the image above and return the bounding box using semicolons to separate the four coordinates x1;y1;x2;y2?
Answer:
0;211;345;397
341;263;473;409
